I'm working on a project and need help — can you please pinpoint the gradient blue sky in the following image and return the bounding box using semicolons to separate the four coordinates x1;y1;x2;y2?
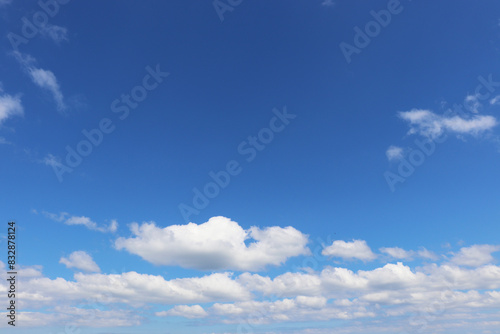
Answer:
1;1;500;333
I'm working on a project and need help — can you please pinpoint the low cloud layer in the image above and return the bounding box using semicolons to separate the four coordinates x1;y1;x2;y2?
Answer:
1;243;499;331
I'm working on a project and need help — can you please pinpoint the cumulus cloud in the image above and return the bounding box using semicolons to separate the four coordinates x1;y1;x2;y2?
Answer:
398;109;497;139
115;216;310;271
0;91;23;126
450;244;500;267
13;52;66;112
385;145;404;161
322;240;376;261
1;245;500;332
43;211;118;233
59;251;100;273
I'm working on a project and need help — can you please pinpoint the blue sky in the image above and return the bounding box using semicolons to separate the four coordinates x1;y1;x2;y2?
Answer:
1;0;500;333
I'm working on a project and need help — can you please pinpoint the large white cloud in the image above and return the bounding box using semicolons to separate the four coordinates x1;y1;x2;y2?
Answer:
322;239;376;261
115;216;310;271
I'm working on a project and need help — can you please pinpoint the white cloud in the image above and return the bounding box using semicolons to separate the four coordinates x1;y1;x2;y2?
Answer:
0;92;23;126
59;251;101;273
29;68;66;111
0;0;12;6
399;109;497;139
490;95;500;105
2;249;500;331
43;211;118;233
417;247;438;260
464;94;481;113
13;52;66;111
450;244;500;267
322;240;376;261
40;25;68;44
156;305;208;318
115;216;310;271
321;0;335;7
380;247;413;259
385;145;403;161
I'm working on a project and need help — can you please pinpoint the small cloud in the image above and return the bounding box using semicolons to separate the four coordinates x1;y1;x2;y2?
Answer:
417;247;438;260
464;94;481;113
450;244;500;267
322;239;377;261
13;51;66;112
40;25;68;44
380;247;413;260
0;137;11;145
42;154;62;167
385;145;404;161
43;211;118;233
399;109;497;139
29;68;66;111
321;0;335;7
0;0;12;6
59;251;100;273
490;95;500;105
0;92;24;126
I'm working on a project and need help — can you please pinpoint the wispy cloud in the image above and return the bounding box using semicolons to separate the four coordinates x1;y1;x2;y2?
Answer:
490;95;500;105
43;211;118;233
464;94;481;113
40;25;68;44
13;51;66;112
385;145;404;161
399;109;497;139
321;0;335;7
0;88;23;126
